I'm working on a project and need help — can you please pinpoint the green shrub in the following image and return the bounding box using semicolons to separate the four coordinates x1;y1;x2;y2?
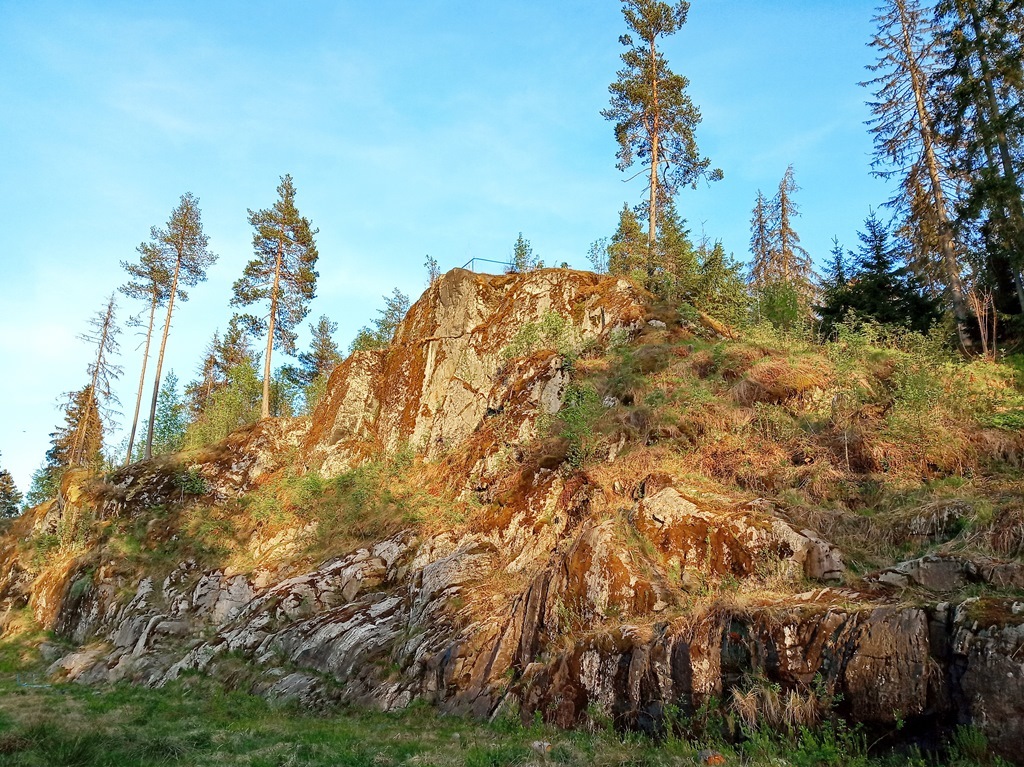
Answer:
184;363;262;449
501;311;581;363
173;466;208;496
555;384;605;468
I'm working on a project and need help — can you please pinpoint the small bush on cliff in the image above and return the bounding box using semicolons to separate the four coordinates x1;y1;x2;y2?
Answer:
501;311;582;363
184;362;262;449
319;454;440;543
173;466;208;496
350;288;410;353
553;384;604;468
239;452;460;561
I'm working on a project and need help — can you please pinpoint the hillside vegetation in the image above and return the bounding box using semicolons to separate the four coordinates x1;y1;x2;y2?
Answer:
3;269;1024;767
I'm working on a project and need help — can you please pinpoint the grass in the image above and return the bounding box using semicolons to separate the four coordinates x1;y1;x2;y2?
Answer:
1;619;994;767
10;311;1024;765
0;673;1006;767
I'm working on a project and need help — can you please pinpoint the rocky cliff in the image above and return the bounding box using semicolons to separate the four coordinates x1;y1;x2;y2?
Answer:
2;268;1023;761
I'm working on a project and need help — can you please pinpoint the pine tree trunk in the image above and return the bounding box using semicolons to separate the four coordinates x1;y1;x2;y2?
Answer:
145;260;182;460
124;296;158;465
262;236;284;420
647;35;660;280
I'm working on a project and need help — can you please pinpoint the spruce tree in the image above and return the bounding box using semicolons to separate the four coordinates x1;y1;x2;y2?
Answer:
24;463;60;509
0;452;22;518
30;385;106;504
185;319;258;419
748;168;813;293
232;174;319;420
747;168;814;326
748;190;775;287
818;210;941;335
297;316;342;386
601;0;721;278
607;203;647;277
151;370;186;456
820;236;851;295
185;331;221;419
693;237;749;326
935;0;1024;315
864;0;969;335
292;316;342;413
184;362;262;449
350;289;410;353
118;241;171;465
509;233;541;272
653;200;698;302
775;166;815;304
144;193;217;459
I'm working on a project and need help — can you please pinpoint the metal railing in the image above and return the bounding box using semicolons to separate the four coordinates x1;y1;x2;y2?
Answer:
460;257;512;274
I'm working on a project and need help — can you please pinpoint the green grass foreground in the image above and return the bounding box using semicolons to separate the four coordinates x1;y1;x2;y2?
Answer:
0;673;1004;767
0;625;1005;767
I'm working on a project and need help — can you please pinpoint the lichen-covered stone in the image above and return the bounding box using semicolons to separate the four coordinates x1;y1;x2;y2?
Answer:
4;267;1024;765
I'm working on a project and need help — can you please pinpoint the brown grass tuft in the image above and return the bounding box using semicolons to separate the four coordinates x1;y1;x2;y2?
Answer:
732;357;831;406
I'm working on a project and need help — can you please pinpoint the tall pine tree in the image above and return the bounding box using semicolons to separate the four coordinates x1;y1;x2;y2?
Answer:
119;241;172;465
232;174;319;419
144;193;217;459
602;0;721;279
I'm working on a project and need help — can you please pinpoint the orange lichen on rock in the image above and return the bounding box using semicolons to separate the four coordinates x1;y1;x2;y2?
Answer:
301;268;646;478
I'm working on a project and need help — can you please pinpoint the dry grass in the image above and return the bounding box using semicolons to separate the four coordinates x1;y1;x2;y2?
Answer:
732;357;831;406
730;676;834;733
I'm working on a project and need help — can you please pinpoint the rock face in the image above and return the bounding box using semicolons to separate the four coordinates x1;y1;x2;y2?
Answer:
302;268;646;477
2;268;1024;763
632;488;845;582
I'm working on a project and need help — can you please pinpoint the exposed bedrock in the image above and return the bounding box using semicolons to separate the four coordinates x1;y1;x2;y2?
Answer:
2;268;1023;763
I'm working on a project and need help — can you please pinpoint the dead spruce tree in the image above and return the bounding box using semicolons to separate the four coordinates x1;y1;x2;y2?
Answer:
864;0;970;341
935;0;1024;316
71;294;122;465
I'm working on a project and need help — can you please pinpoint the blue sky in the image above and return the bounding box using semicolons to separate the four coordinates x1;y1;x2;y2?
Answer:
0;0;890;492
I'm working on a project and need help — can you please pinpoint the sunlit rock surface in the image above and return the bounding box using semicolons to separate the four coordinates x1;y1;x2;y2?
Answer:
2;267;1022;763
